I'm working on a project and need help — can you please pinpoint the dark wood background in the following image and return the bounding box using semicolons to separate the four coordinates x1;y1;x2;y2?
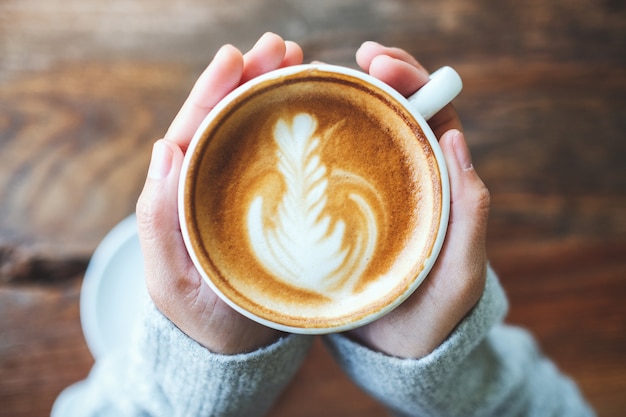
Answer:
1;0;624;416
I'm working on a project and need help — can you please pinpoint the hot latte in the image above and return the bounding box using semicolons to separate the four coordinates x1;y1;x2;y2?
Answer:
180;66;446;332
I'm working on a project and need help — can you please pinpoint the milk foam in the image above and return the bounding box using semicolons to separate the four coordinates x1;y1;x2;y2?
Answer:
247;113;379;297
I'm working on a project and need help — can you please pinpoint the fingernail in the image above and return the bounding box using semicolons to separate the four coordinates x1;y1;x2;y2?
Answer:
361;40;382;48
148;140;173;180
452;130;474;172
256;32;279;46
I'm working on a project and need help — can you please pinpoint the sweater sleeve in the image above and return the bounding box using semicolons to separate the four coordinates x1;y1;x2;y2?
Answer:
52;301;314;417
323;267;596;417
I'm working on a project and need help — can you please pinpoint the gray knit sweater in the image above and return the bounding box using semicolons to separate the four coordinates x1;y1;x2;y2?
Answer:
53;268;595;416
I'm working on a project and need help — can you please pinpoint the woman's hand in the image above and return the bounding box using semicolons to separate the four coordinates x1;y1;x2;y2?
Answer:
346;41;491;359
135;33;304;355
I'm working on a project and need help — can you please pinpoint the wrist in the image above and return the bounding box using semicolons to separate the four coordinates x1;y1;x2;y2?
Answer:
204;327;286;355
348;322;451;359
185;315;286;355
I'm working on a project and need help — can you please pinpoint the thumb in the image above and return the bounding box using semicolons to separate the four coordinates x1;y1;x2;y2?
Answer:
136;139;199;310
440;129;491;246
437;129;490;295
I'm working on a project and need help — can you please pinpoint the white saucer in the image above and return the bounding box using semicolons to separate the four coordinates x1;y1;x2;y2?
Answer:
80;214;148;359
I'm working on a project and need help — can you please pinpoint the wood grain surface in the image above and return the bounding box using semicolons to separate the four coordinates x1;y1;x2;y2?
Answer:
1;0;624;416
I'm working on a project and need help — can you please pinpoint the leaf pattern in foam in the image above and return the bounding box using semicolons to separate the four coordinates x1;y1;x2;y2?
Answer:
247;113;377;297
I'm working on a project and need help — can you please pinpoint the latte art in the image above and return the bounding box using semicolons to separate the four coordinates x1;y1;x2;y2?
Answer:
247;113;379;297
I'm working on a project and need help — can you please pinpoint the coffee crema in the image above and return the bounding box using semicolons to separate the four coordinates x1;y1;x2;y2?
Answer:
182;68;443;331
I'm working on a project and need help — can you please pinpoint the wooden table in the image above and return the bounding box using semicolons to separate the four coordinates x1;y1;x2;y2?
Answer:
1;0;624;416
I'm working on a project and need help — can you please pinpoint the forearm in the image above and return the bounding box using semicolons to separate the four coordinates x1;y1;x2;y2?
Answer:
53;301;313;417
324;267;595;417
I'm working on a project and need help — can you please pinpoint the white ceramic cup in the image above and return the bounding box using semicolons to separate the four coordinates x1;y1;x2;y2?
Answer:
178;63;462;334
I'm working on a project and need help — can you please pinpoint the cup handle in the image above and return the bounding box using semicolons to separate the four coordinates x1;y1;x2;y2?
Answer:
407;66;463;121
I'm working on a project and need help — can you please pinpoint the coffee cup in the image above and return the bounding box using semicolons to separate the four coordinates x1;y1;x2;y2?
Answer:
178;63;461;334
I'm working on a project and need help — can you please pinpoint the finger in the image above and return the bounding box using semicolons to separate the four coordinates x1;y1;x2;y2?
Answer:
357;43;462;137
164;45;244;150
439;129;490;253
241;32;289;83
280;40;304;67
358;41;429;98
136;139;201;313
370;55;462;136
368;54;430;97
441;129;490;227
356;41;424;72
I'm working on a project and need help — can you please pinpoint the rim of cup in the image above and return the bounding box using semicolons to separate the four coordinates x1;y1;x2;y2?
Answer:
178;63;453;334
